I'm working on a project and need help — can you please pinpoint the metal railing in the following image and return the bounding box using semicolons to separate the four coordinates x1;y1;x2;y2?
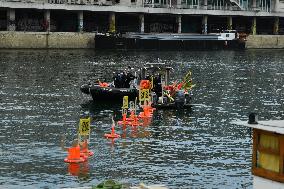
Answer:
1;0;273;12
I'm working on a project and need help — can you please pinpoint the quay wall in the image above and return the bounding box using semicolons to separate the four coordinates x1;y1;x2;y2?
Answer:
246;35;284;49
0;32;284;49
0;32;96;49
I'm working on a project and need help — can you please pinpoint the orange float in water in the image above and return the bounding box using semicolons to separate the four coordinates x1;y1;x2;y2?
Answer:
126;110;135;121
139;106;153;118
130;115;142;126
139;102;156;118
64;145;87;163
80;140;94;157
117;113;132;126
141;117;152;126
104;121;120;139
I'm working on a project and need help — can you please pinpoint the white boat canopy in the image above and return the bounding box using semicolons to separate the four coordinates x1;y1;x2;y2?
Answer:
231;120;284;134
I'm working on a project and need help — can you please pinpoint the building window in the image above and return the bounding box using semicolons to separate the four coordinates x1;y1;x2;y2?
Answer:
252;129;284;182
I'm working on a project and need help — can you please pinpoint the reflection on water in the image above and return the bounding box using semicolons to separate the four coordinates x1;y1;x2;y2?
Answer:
0;49;284;188
68;162;90;179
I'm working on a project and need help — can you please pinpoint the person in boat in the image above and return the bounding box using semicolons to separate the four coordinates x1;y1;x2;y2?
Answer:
112;68;135;88
124;70;135;88
153;74;162;98
113;72;123;88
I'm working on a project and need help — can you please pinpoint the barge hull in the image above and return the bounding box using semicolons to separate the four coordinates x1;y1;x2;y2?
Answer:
95;35;245;50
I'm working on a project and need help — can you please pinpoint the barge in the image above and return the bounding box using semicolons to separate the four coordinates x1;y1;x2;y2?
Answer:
95;31;246;50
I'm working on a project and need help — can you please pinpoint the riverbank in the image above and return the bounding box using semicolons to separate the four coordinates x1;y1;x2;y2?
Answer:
246;35;284;48
0;31;283;49
0;32;95;49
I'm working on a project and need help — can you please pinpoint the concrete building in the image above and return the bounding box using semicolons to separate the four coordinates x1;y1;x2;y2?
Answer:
0;0;283;48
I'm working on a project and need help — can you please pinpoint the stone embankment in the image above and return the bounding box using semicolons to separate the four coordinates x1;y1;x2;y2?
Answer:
246;35;284;49
0;32;96;49
0;32;284;49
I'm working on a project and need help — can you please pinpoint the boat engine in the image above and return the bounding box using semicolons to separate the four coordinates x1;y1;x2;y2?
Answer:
80;84;91;95
175;90;185;109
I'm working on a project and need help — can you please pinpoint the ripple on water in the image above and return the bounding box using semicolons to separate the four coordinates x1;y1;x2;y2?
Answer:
1;50;284;188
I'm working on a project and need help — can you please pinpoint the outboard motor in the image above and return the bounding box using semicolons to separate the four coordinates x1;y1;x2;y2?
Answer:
80;84;91;95
151;92;158;106
175;90;185;109
185;93;191;105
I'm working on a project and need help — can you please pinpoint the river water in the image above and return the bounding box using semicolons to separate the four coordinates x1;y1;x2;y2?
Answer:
0;49;283;189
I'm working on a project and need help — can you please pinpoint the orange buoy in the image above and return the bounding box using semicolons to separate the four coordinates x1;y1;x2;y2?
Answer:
80;140;94;157
139;105;153;118
139;101;155;119
104;120;120;139
141;117;152;126
117;113;132;126
125;110;135;121
130;115;142;127
64;145;87;163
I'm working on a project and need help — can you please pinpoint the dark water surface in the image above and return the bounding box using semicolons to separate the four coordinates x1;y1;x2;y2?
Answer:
0;49;284;189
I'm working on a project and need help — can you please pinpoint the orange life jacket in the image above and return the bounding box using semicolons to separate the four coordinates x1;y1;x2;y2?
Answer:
140;80;151;89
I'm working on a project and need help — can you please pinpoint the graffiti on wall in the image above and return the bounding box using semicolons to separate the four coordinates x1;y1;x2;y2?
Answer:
0;20;7;30
17;18;45;31
149;23;176;33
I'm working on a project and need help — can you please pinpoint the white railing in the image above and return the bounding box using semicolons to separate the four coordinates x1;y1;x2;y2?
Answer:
228;0;243;10
1;0;274;12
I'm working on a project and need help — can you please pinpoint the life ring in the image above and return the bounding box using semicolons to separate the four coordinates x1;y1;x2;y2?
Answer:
64;157;86;163
80;150;94;157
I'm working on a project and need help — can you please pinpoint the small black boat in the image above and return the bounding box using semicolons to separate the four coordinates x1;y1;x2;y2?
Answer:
80;63;194;109
80;84;138;102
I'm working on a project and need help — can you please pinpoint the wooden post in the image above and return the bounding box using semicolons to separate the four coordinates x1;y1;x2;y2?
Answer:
273;17;279;35
251;17;256;35
78;11;84;32
227;16;232;30
7;8;16;31
109;12;116;33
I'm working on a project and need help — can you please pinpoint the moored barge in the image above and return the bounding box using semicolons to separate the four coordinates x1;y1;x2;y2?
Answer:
95;31;245;50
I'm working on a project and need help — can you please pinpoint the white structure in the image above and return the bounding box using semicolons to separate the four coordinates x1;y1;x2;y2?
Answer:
233;118;284;188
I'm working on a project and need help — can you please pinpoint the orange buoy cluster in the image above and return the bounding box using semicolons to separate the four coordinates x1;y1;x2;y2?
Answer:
64;140;94;163
117;79;155;128
64;79;157;164
64;117;94;163
117;95;156;129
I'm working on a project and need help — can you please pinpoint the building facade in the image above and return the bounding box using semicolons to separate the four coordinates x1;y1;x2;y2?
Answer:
0;0;283;35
